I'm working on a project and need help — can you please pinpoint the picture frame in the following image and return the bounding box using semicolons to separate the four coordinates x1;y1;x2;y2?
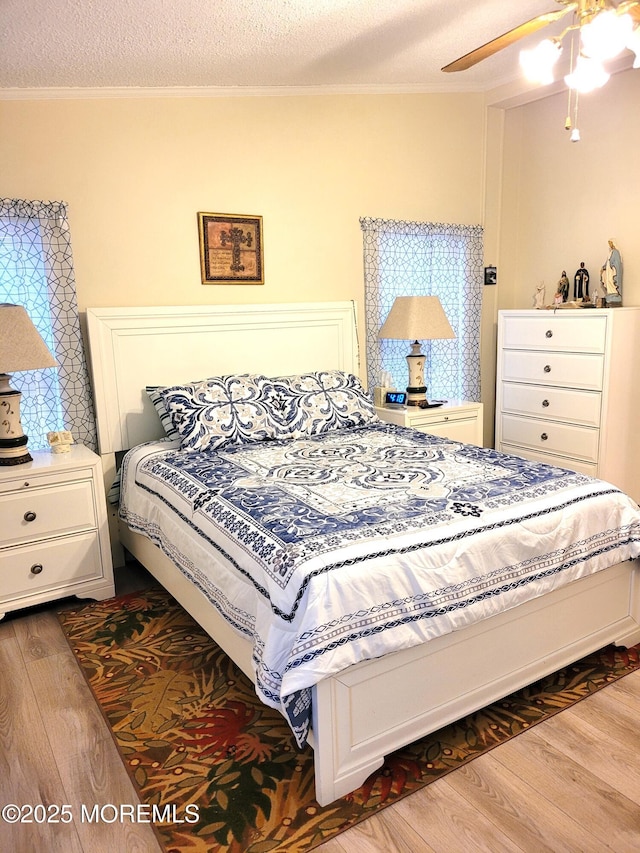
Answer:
484;265;497;286
198;212;264;285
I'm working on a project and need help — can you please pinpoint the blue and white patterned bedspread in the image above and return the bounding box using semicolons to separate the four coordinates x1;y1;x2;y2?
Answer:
120;423;640;746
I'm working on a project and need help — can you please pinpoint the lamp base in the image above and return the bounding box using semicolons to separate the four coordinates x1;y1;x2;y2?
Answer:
0;375;32;465
0;436;33;465
405;341;428;406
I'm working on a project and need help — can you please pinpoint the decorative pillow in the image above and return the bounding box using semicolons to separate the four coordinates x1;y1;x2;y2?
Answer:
159;374;289;452
270;371;378;438
146;386;181;440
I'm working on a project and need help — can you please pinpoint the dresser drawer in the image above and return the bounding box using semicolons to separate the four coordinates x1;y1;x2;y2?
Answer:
499;444;598;478
501;350;604;391
0;532;103;603
502;315;607;353
499;414;599;462
501;383;602;427
0;480;97;547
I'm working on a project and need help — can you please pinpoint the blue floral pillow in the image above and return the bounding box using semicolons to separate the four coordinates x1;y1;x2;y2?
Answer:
159;374;289;452
270;371;378;438
146;386;181;440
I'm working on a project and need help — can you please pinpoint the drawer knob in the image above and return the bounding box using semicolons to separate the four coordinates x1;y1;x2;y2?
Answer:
545;330;553;338
23;511;37;522
542;399;550;408
541;432;549;441
30;564;44;575
544;365;551;373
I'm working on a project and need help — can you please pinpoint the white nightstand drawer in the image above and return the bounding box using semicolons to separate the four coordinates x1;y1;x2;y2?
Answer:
501;383;602;427
0;532;103;603
0;480;96;547
400;408;472;428
500;414;599;462
501;350;604;391
502;315;607;353
419;417;479;444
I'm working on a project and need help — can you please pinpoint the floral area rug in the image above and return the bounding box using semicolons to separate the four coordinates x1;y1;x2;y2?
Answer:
58;587;640;853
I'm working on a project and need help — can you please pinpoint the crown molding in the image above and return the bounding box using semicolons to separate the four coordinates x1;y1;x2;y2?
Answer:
0;82;489;101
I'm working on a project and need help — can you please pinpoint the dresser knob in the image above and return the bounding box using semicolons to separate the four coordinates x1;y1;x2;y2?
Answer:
542;399;550;407
30;564;44;575
541;432;549;441
544;365;551;373
545;330;553;338
23;511;37;522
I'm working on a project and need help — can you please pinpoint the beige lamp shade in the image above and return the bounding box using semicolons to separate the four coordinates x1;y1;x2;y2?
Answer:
378;295;455;342
0;303;57;372
0;304;57;465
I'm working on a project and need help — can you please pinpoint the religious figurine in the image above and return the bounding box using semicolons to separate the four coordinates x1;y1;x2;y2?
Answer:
600;239;623;306
556;271;570;303
533;281;546;309
573;262;590;301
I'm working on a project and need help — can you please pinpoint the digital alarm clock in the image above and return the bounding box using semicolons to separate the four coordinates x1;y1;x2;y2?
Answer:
384;391;407;407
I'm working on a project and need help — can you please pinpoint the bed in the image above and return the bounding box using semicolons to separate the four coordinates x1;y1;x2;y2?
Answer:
86;301;640;806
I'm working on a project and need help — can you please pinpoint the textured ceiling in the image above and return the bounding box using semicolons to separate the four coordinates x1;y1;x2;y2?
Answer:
0;0;583;93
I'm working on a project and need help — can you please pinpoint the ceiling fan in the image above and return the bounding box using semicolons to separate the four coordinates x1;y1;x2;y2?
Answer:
442;0;640;74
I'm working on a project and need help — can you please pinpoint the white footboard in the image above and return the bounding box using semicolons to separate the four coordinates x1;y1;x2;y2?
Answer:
310;559;640;805
120;526;639;806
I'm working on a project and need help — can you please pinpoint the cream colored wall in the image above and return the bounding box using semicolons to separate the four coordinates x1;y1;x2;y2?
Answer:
497;68;640;313
0;93;485;325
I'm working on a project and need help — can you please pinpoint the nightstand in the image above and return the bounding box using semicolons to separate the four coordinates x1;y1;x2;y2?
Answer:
375;400;484;446
0;445;115;620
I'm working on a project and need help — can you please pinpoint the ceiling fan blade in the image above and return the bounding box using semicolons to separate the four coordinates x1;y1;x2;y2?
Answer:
627;6;640;24
442;6;577;73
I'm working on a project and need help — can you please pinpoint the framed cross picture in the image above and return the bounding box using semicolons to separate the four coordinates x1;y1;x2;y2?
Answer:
198;212;264;285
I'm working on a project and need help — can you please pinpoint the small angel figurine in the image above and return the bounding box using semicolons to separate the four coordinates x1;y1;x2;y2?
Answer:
533;281;546;309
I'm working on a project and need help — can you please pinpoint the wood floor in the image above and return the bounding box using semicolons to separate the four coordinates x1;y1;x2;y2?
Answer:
2;566;640;853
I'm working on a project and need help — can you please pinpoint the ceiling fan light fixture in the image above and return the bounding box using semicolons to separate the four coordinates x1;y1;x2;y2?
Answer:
580;10;633;61
519;38;562;84
626;26;640;67
565;54;610;92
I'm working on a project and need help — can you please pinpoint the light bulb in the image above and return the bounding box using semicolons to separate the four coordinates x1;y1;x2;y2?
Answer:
580;10;633;61
627;26;640;69
520;39;562;85
565;55;610;93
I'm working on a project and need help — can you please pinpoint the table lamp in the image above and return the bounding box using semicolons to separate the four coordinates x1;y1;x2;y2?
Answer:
0;303;58;465
378;295;455;406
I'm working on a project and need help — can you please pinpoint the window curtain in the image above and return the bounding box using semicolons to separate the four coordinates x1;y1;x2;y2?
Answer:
360;217;484;402
0;199;97;451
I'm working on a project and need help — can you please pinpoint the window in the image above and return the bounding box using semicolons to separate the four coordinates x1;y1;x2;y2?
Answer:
361;217;484;402
0;199;97;451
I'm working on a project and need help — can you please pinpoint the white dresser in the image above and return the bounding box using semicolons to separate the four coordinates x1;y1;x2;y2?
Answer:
495;308;640;503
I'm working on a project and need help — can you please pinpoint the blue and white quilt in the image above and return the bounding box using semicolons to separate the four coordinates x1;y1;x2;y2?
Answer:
119;422;640;746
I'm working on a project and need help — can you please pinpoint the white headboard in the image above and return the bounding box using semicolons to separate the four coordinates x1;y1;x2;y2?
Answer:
86;301;360;455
